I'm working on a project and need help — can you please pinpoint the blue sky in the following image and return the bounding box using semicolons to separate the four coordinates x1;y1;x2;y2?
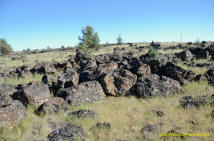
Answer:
0;0;214;51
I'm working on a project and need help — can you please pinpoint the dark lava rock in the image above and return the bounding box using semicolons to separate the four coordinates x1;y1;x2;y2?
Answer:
0;97;25;130
176;50;193;61
0;83;17;96
42;74;57;85
57;81;106;106
36;97;68;115
69;109;96;119
135;63;151;77
12;82;51;107
99;69;137;96
0;95;12;107
90;122;111;130
57;70;79;88
180;95;207;108
189;47;209;59
48;123;85;141
141;124;158;141
136;74;182;98
162;62;195;85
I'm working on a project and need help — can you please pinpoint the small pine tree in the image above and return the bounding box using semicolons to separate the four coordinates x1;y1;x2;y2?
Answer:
0;39;13;55
78;25;100;57
116;34;123;45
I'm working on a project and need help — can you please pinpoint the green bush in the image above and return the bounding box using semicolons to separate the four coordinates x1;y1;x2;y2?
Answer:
0;39;13;55
78;25;100;57
148;48;158;58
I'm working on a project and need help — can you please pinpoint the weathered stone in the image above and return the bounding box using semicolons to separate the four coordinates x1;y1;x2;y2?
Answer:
42;74;57;85
48;123;85;141
162;62;195;85
57;81;106;106
0;99;25;130
12;82;50;107
99;69;137;96
36;97;68;115
57;70;79;89
141;124;158;141
69;109;96;119
136;64;151;77
136;74;182;98
97;61;118;74
176;50;193;61
189;47;209;59
90;122;111;130
0;95;12;108
180;95;207;108
0;83;17;96
95;54;112;64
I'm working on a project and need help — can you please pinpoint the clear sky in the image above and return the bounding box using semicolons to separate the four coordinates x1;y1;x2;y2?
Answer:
0;0;214;51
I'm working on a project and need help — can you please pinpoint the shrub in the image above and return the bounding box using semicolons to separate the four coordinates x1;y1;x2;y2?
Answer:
78;25;100;57
0;39;13;55
116;34;123;45
148;48;158;58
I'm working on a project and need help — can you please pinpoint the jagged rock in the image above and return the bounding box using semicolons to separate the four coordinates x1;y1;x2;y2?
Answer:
42;74;57;85
82;59;97;71
189;47;209;59
57;81;106;106
0;95;12;107
176;50;193;61
0;97;25;130
206;44;214;57
162;62;195;85
180;95;207;108
36;97;68;115
95;53;112;64
135;64;151;77
141;124;158;141
205;67;214;85
69;109;96;119
0;83;17;96
99;69;137;96
12;82;50;107
57;70;79;88
79;69;99;83
136;74;182;98
48;123;85;141
90;122;111;130
97;61;118;74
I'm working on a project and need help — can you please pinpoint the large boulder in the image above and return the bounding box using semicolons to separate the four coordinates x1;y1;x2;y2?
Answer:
95;53;112;64
0;95;25;130
36;97;68;115
162;62;195;85
135;63;151;77
12;82;51;107
189;47;209;59
205;67;214;85
176;50;193;61
97;61;118;75
99;69;137;96
57;70;79;88
206;44;214;57
57;81;106;106
136;74;182;98
0;83;17;96
48;123;85;141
